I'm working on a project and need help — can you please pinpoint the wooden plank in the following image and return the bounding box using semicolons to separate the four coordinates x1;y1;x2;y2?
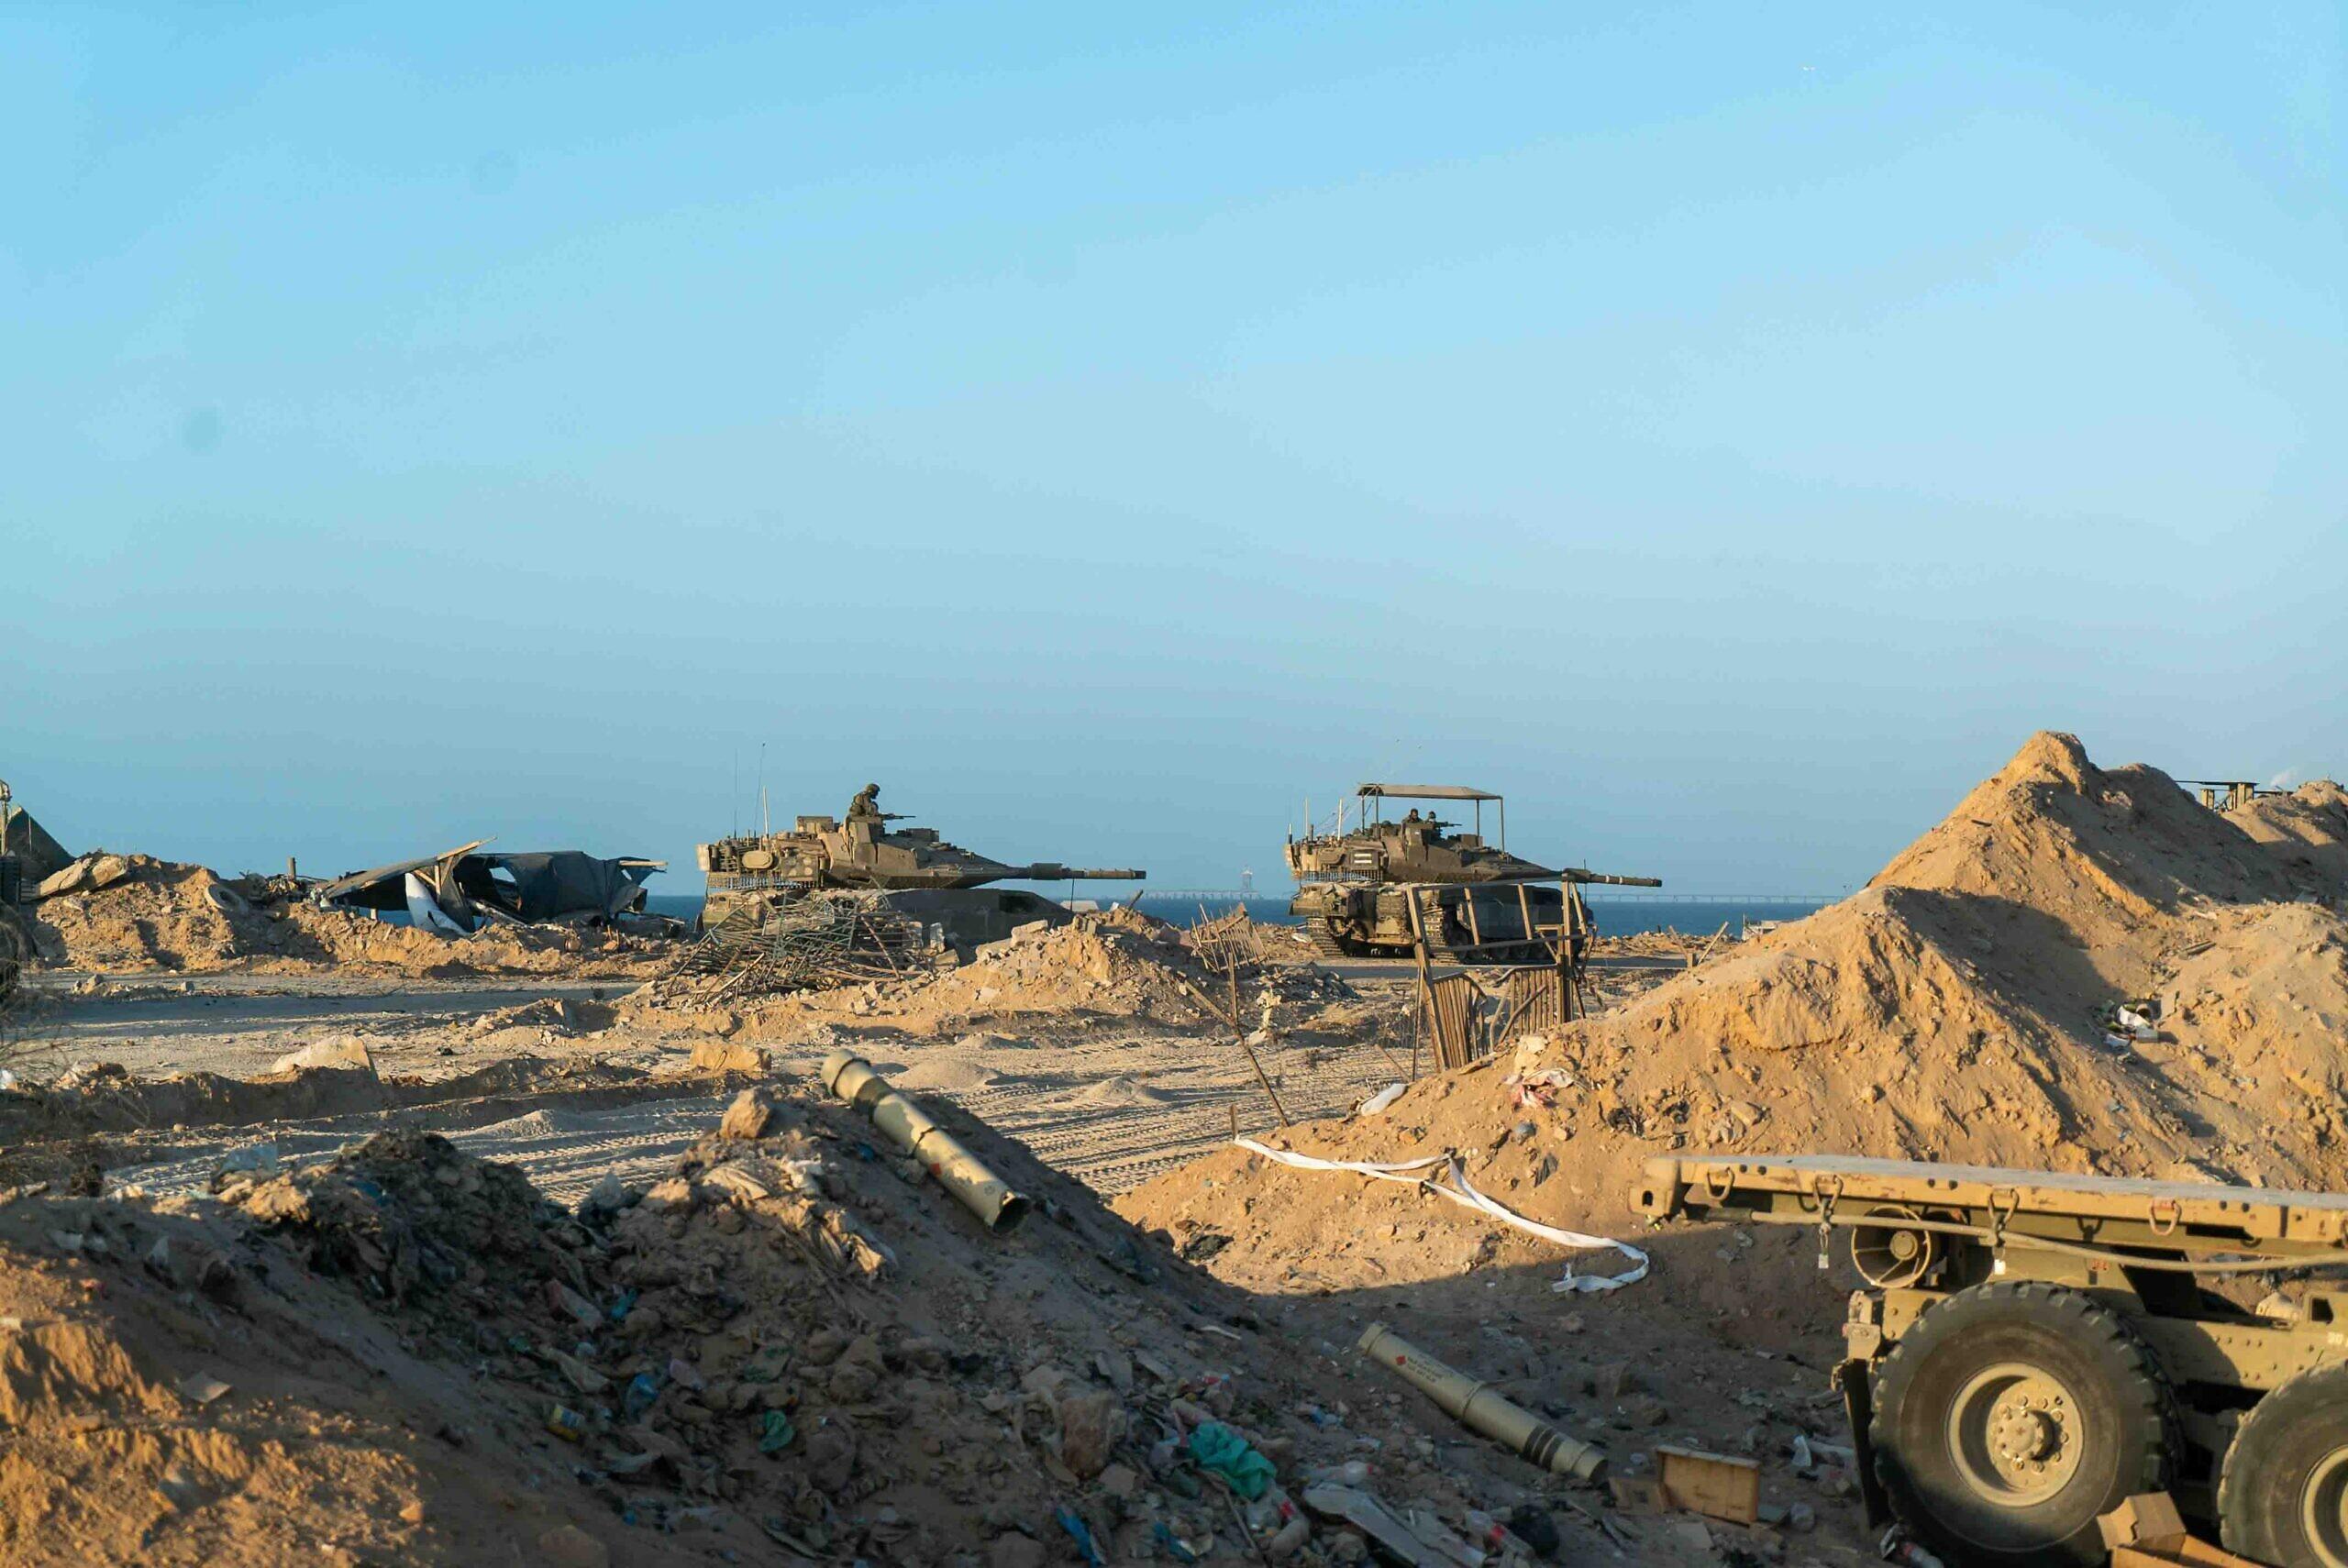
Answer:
1655;1446;1760;1525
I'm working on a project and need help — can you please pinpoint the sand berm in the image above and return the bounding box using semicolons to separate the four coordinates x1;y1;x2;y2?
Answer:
1119;733;2348;1293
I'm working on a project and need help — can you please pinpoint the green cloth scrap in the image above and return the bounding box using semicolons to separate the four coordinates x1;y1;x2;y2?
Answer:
1186;1421;1275;1500
759;1409;797;1453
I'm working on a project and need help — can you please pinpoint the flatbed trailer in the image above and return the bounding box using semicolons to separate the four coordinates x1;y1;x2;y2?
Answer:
1635;1154;2348;1568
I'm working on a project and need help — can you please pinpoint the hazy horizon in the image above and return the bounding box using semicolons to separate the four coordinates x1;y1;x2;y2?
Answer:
7;5;2342;892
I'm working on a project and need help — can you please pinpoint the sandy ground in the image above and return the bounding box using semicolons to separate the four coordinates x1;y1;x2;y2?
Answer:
0;913;1883;1568
11;964;1424;1203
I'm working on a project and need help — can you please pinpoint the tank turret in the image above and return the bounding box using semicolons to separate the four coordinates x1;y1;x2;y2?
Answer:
696;788;1144;951
701;812;1142;891
1283;783;1656;962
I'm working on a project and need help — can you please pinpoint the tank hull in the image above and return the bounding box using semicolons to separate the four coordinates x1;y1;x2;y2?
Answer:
702;878;1076;959
1290;881;1576;964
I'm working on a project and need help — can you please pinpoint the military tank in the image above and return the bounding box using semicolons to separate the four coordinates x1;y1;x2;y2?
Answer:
1284;783;1658;963
697;784;1145;954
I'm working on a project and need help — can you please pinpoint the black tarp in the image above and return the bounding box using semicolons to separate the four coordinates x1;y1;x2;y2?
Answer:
480;851;660;921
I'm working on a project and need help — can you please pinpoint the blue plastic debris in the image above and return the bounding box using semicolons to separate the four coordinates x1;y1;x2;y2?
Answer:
1057;1507;1106;1566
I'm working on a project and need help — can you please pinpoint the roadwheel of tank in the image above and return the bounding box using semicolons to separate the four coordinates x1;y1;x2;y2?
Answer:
2219;1362;2348;1568
1870;1281;2174;1568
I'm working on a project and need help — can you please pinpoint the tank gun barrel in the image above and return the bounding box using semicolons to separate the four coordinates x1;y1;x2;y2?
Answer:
1013;864;1146;882
1560;868;1662;887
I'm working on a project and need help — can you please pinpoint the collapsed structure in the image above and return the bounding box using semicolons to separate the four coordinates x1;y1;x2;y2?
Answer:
16;853;669;977
313;842;666;933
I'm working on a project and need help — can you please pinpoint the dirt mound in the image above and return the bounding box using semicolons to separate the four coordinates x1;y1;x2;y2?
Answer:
1122;734;2348;1296
0;1055;666;1148
888;1056;1010;1093
0;1081;1720;1566
1045;1074;1174;1110
2232;778;2348;887
24;856;667;978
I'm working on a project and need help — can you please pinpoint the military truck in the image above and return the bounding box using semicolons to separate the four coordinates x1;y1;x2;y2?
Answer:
696;785;1144;954
1283;783;1657;962
1637;1154;2348;1568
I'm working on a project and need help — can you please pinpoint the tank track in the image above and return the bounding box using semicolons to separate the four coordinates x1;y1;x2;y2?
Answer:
1301;919;1355;959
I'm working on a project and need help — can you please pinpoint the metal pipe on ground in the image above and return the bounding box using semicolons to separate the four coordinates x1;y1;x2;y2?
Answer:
821;1051;1030;1231
1357;1321;1608;1482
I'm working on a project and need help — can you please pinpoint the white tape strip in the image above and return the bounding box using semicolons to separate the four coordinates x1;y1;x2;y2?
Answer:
1234;1138;1648;1292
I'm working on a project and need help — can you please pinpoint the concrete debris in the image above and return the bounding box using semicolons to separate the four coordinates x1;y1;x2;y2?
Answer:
37;852;135;901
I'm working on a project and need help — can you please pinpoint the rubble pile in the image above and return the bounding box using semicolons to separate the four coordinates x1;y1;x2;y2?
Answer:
646;915;1357;1041
21;854;665;977
0;1078;1809;1566
223;1130;576;1308
1124;734;2348;1293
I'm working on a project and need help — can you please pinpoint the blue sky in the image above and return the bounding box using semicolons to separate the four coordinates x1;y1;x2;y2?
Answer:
5;3;2342;893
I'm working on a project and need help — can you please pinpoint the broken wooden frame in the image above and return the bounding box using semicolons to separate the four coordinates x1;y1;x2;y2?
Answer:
1407;874;1594;1074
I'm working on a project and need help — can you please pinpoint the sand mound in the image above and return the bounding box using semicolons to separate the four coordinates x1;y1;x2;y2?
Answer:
1121;734;2348;1291
2232;778;2348;887
24;855;667;978
1045;1075;1174;1110
888;1057;1010;1093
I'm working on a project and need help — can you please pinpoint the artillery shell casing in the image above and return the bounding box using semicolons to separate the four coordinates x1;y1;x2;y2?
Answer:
1357;1321;1607;1482
822;1051;1030;1231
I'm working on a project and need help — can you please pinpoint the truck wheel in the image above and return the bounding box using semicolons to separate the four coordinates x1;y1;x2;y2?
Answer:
2219;1363;2348;1568
1871;1281;2172;1568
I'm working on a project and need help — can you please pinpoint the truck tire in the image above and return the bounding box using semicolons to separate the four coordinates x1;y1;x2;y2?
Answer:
1871;1281;2173;1568
2219;1362;2348;1568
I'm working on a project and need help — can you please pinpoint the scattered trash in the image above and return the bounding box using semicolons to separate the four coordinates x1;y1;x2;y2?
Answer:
218;1143;282;1176
1881;1525;1947;1568
759;1409;796;1453
1148;1521;1201;1563
1358;1082;1408;1116
1057;1506;1107;1566
1503;1066;1576;1109
1504;1502;1561;1560
1301;1484;1437;1567
544;1403;588;1442
175;1371;231;1407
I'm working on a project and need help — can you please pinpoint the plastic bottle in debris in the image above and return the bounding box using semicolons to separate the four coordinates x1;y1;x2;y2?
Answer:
1880;1527;1946;1568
